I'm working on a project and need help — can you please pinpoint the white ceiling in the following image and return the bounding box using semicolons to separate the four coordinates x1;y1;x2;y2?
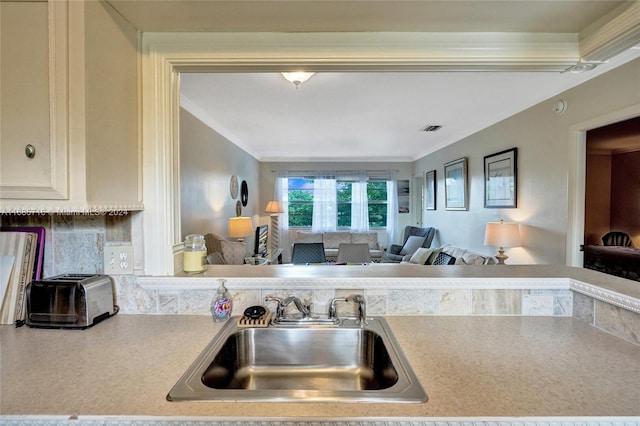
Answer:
108;0;640;162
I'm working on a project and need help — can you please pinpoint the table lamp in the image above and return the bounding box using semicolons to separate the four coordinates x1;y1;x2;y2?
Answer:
484;219;520;265
265;200;284;254
228;217;253;242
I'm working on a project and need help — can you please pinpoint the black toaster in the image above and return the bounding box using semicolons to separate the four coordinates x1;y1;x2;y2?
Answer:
25;274;116;329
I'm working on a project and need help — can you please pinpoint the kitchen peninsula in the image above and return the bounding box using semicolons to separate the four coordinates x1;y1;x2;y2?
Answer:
2;265;639;425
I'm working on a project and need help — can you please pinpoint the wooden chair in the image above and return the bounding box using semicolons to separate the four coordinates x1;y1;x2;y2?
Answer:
602;231;632;247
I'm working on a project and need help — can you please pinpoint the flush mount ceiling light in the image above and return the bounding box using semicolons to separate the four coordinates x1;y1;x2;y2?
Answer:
281;72;315;88
564;61;602;73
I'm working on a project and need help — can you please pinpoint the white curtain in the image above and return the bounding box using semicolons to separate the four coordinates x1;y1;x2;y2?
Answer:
350;172;369;232
275;173;290;257
386;172;399;246
312;177;337;232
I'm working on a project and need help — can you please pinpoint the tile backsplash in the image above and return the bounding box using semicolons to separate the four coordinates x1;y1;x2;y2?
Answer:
1;212;135;278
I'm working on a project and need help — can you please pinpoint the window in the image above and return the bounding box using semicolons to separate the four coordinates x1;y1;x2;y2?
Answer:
286;176;388;228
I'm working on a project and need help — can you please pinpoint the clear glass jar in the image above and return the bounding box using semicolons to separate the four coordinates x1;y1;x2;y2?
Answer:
183;234;207;274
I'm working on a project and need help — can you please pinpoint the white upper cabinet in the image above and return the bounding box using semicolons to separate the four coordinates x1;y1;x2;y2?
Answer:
0;1;68;201
0;0;142;213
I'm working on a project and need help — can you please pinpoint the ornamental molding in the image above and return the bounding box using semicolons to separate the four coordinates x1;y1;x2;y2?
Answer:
570;279;640;314
0;203;144;214
1;415;639;426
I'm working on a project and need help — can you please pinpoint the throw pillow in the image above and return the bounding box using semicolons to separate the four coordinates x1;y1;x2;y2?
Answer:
409;248;434;265
206;252;227;265
399;235;426;255
426;247;443;264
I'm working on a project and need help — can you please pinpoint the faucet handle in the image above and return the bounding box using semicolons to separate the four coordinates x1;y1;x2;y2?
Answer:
328;297;349;319
350;294;367;326
264;295;285;318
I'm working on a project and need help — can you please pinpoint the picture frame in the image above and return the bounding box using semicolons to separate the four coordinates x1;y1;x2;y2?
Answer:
397;179;410;213
424;170;436;210
444;158;468;211
484;148;517;208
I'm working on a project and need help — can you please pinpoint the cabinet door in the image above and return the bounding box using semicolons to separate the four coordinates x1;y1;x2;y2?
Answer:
0;1;68;200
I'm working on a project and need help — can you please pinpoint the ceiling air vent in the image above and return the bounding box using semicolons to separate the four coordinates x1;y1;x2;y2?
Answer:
420;125;442;132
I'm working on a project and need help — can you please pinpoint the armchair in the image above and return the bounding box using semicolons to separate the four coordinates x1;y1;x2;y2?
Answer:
204;233;246;265
382;226;436;263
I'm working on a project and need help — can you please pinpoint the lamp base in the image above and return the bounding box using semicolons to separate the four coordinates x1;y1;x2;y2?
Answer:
495;247;508;265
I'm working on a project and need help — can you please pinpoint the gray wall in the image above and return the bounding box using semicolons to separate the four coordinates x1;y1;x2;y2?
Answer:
414;57;640;265
180;108;260;253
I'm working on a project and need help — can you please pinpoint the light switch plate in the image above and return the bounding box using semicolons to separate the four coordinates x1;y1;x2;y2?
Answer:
104;245;134;275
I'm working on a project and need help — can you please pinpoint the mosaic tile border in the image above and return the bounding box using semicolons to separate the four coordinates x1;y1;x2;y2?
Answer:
138;276;569;291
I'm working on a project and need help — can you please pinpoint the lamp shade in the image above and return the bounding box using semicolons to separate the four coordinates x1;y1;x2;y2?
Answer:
265;200;284;214
228;217;253;239
484;220;521;248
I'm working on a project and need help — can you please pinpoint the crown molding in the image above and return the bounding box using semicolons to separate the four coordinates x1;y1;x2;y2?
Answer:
580;1;640;62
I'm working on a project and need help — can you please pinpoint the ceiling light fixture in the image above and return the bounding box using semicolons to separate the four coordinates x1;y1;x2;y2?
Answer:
281;72;315;88
564;61;602;73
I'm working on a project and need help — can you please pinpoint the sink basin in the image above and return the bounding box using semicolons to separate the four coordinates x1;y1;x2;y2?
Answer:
167;317;427;403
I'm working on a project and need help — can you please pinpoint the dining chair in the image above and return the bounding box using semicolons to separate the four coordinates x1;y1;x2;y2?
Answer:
291;242;327;264
336;243;371;264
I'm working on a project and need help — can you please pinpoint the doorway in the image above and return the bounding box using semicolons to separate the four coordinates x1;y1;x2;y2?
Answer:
584;116;640;247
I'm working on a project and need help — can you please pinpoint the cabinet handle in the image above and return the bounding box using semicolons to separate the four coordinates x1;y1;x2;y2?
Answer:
25;144;36;159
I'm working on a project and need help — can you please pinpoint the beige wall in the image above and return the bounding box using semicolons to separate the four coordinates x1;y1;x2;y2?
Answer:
180;108;260;253
414;57;640;265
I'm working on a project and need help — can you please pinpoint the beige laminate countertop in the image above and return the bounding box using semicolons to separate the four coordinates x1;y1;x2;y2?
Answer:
1;314;639;420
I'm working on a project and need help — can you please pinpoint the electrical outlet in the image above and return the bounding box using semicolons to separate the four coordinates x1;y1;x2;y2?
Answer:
104;245;134;275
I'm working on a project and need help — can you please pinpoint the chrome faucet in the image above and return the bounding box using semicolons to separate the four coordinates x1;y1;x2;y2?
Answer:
351;294;367;326
282;295;312;318
264;295;312;321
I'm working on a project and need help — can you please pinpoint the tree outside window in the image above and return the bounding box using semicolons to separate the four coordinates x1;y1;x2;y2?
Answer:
286;177;388;228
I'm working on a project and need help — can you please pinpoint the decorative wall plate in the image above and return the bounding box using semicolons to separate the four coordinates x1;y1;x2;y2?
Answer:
229;175;239;199
241;180;248;206
235;200;242;216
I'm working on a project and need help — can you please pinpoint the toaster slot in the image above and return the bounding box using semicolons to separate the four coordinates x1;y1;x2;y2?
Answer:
29;313;79;324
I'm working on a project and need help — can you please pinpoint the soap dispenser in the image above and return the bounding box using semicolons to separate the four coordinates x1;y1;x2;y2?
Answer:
211;279;232;322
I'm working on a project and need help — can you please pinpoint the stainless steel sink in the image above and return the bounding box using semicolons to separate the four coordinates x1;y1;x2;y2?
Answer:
167;317;427;403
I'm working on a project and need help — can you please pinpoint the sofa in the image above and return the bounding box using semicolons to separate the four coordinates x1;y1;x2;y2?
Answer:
400;245;499;266
292;230;382;262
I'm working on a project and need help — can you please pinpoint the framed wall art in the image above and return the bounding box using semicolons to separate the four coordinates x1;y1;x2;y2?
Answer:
425;170;436;210
444;158;468;211
397;179;410;213
484;148;517;208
